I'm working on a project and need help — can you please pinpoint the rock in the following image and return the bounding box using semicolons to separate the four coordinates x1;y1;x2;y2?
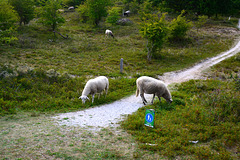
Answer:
117;18;133;25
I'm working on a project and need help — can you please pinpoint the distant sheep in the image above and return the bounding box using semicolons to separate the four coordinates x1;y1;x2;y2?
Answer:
136;76;172;105
79;76;109;104
68;6;74;10
105;29;114;38
124;10;130;17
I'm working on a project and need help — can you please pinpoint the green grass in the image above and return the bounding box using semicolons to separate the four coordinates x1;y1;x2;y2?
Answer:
121;53;240;159
0;13;238;77
0;68;136;115
0;12;239;115
1;10;240;159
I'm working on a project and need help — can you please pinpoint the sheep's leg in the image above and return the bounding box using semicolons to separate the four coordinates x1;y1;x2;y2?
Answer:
151;94;155;104
140;93;147;105
92;94;95;103
157;96;161;103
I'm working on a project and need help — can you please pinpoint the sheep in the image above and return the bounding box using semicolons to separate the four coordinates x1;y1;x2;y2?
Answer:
79;76;109;104
105;29;114;38
136;76;172;105
124;10;130;17
68;6;74;10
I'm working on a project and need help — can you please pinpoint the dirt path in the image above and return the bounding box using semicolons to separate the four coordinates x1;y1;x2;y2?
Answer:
53;39;240;131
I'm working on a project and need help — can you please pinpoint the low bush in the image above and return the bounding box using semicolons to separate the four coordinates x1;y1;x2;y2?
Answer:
0;66;136;115
121;79;240;158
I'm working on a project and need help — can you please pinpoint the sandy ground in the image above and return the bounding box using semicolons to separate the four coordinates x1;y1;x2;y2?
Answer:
53;38;240;131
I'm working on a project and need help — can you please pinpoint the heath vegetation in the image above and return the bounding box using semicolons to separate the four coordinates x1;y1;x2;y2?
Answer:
0;0;240;159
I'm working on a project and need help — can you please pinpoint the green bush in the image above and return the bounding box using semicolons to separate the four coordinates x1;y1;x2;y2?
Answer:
139;12;169;61
9;0;35;25
169;10;192;40
106;7;121;25
76;3;88;23
63;0;84;7
0;0;19;44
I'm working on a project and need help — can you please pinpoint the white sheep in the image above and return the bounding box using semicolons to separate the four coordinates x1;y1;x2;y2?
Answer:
105;29;114;38
68;6;74;10
136;76;172;105
124;10;130;17
79;76;109;104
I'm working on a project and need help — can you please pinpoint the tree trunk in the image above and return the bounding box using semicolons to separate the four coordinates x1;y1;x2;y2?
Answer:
147;40;153;61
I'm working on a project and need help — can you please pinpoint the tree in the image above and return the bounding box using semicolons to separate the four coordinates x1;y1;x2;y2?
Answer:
0;0;19;44
9;0;35;25
106;7;121;25
38;0;65;31
140;12;169;61
78;0;111;26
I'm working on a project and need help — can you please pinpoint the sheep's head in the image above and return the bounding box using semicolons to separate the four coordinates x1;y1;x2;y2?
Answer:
168;98;173;103
79;95;89;104
162;93;173;103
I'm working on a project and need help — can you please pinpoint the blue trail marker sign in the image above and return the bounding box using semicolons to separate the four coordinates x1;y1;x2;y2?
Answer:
144;109;155;128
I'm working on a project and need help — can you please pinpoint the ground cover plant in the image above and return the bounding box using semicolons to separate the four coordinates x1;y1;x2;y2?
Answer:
0;66;136;115
0;9;239;115
121;53;240;159
1;1;240;159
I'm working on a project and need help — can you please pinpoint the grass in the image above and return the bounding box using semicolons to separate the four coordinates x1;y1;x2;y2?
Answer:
0;10;240;159
0;113;164;159
0;12;239;115
0;68;136;115
121;53;240;159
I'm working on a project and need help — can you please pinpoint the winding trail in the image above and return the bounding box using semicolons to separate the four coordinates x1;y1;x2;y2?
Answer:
53;39;240;131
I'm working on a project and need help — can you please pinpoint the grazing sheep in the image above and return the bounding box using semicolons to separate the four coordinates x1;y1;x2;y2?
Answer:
68;6;74;10
124;10;130;17
136;76;172;105
79;76;109;104
105;29;114;38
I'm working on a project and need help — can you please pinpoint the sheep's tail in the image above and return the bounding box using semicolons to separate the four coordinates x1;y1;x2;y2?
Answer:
136;87;139;97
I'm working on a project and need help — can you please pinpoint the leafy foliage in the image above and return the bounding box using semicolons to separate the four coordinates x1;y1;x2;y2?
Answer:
62;0;85;7
169;10;192;40
195;15;208;31
9;0;35;25
0;0;19;44
163;0;240;17
140;12;169;61
78;0;111;26
38;0;65;31
106;7;121;25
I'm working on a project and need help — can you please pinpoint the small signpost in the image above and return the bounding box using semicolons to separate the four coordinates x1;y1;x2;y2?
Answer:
144;109;155;128
120;58;123;73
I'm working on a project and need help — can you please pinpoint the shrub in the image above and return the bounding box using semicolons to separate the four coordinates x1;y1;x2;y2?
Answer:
9;0;35;25
106;7;121;25
63;0;84;7
78;0;111;26
169;10;192;40
139;12;169;61
0;0;19;44
195;15;208;31
76;3;88;23
37;0;65;31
